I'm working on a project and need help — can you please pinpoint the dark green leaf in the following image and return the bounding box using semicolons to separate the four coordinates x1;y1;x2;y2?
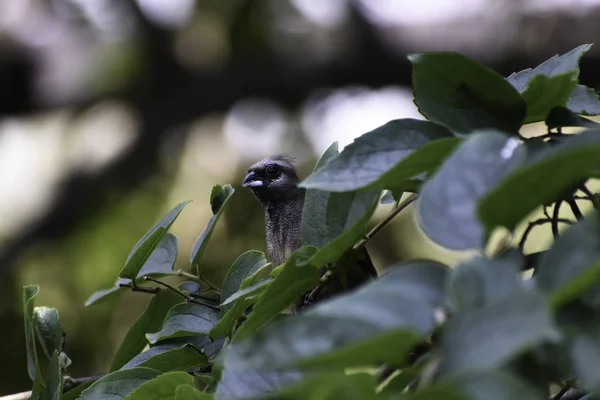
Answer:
121;344;207;372
299;119;454;191
120;201;190;279
79;367;161;400
62;379;96;400
233;247;320;338
221;250;268;313
567;84;600;115
570;334;600;393
44;350;63;400
146;303;220;344
452;370;544;400
260;372;378;400
86;232;179;306
410;52;526;134
546;107;600;130
122;371;193;400
520;73;578;123
222;278;272;307
439;290;558;377
478;131;600;234
175;384;213;400
447;252;523;312
225;261;447;370
507;44;592;91
33;306;64;359
417;131;526;249
111;290;184;371
155;335;226;361
191;184;235;275
535;216;600;309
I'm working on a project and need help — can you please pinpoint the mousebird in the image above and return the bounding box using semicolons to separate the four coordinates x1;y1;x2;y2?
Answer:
242;154;377;311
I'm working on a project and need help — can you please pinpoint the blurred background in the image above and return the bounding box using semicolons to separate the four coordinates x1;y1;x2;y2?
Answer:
1;0;600;395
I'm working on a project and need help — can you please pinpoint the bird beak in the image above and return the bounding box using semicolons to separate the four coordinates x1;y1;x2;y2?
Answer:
243;171;264;187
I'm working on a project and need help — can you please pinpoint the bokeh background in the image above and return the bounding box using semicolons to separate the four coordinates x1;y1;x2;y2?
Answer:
1;0;600;395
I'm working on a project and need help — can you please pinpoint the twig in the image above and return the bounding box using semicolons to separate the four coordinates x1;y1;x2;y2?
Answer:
63;374;104;392
143;276;220;310
567;199;584;221
578;183;599;209
551;381;574;400
354;193;417;251
118;282;160;294
519;217;573;251
552;201;562;240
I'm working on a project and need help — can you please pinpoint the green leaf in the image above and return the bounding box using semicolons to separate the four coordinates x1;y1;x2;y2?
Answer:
120;201;190;280
535;216;600;309
44;350;63;400
62;379;96;400
417;131;527;250
122;371;193;400
111;290;184;371
299;119;454;191
121;344;208;372
33;307;65;359
225;261;447;370
546;106;600;130
478;130;600;234
402;385;469;400
79;367;161;400
23;285;41;381
409;52;526;134
175;384;213;400
146;303;220;344
233;247;321;338
191;184;235;275
259;372;378;400
570;334;600;393
452;370;544;400
220;250;268;313
439;290;558;377
507;44;591;91
520;73;578;123
215;368;304;400
567;84;600;115
447;251;523;312
155;335;226;361
86;232;179;306
222;278;272;307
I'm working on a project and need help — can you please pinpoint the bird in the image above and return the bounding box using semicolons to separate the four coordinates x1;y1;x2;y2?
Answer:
242;154;377;311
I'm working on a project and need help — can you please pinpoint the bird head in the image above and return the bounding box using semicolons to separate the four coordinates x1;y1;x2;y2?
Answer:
242;154;304;203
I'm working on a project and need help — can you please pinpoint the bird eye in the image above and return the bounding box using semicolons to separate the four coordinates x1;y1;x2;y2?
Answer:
265;165;279;176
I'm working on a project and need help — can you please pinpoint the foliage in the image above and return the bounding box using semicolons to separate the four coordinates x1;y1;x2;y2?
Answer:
20;44;600;400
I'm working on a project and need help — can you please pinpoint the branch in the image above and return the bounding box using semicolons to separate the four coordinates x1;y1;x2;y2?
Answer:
519;217;573;251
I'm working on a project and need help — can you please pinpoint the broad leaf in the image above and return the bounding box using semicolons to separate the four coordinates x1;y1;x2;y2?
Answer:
567;84;600;115
409;52;526;134
146;303;220;344
120;201;190;279
478;131;600;234
417;131;526;249
546;106;600;130
86;232;179;306
191;184;235;275
79;367;161;400
23;285;44;397
439;290;558;377
233;246;320;338
452;370;544;400
520;73;578;123
33;306;65;359
121;344;207;372
299;119;454;191
110;290;184;371
175;384;213;400
215;368;304;400
44;350;63;400
447;251;523;312
507;44;591;91
224;261;447;370
570;334;600;393
220;250;268;313
122;371;193;400
535;215;600;309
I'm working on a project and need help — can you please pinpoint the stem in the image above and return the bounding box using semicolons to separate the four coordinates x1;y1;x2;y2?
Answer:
354;193;417;251
143;276;220;310
519;218;573;251
63;375;104;392
118;282;161;294
175;269;199;280
578;183;598;209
